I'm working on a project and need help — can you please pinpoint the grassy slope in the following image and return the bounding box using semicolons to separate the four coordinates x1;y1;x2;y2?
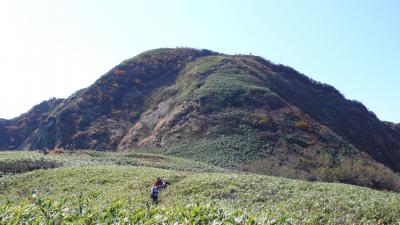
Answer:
0;151;400;224
0;151;225;173
135;55;400;192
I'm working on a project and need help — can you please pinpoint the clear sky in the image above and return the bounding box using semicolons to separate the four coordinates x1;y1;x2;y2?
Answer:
0;0;399;122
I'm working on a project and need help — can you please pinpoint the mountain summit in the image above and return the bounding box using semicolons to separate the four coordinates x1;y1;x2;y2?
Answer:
1;48;400;190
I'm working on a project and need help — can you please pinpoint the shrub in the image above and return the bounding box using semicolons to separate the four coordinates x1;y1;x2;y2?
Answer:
323;158;400;191
295;120;312;131
0;197;261;224
284;133;309;148
50;149;65;155
0;159;60;175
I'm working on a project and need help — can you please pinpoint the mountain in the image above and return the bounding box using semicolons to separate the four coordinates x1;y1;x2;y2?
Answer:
0;98;63;149
1;48;399;190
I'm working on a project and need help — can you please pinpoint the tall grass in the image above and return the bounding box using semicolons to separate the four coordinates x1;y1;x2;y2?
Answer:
0;156;399;224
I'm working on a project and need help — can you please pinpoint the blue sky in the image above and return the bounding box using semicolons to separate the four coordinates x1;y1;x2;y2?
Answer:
0;0;399;122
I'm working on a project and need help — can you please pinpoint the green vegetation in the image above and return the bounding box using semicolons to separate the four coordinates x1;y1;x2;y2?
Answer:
0;199;259;225
194;70;270;103
144;133;262;168
0;151;224;173
174;55;226;102
140;122;264;168
1;151;400;224
239;152;400;192
0;159;59;178
173;56;272;107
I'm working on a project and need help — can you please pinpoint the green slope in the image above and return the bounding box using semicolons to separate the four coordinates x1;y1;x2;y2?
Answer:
118;54;400;192
0;151;399;224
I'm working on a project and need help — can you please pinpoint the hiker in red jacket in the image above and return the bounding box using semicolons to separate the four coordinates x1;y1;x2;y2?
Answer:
155;177;163;188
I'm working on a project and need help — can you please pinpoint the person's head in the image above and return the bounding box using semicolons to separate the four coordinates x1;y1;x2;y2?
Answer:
163;178;167;181
157;177;161;180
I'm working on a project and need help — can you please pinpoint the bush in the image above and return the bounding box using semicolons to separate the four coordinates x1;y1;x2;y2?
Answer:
0;197;261;224
50;149;65;155
0;159;60;175
295;120;312;131
321;158;400;192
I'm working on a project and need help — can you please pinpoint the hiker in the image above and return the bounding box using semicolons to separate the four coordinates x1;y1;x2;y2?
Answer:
150;185;159;204
162;178;168;188
155;177;163;188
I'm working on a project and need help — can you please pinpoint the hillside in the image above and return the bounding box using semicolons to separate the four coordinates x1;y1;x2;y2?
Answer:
0;151;399;224
1;48;400;190
0;98;63;149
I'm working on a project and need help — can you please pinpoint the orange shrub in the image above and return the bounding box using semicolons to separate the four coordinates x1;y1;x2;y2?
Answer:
50;149;65;155
295;120;312;131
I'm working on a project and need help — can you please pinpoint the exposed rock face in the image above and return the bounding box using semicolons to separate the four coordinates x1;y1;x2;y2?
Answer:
0;98;63;150
1;48;216;150
1;48;400;188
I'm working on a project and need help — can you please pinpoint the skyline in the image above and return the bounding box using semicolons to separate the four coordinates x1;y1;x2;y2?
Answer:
0;0;399;122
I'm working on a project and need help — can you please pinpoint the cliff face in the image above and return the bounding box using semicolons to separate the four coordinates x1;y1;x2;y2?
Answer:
0;98;63;150
1;48;399;190
2;48;216;150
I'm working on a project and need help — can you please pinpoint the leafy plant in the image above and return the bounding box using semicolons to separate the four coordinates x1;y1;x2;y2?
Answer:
0;151;400;224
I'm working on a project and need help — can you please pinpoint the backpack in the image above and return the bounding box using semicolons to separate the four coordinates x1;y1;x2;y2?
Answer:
150;187;159;196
